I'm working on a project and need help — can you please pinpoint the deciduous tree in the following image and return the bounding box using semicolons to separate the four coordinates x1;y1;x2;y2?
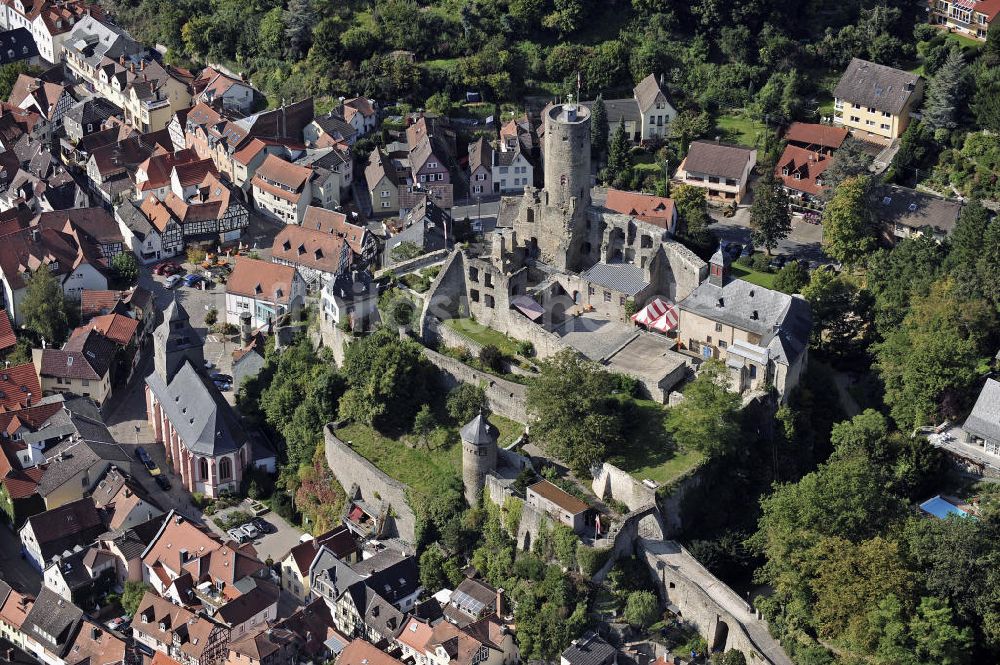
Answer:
821;175;878;266
665;360;740;458
20;267;68;346
749;169;791;254
623;590;660;629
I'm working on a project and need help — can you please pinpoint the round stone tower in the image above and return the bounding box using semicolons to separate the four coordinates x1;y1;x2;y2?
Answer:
461;413;498;506
543;101;592;210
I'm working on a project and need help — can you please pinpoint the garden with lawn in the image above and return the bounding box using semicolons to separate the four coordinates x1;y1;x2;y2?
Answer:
608;398;705;487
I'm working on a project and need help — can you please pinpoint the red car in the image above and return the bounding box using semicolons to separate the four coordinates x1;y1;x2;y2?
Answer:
158;262;180;276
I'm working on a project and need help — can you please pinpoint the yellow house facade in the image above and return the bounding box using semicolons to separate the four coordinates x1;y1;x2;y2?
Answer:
833;58;923;141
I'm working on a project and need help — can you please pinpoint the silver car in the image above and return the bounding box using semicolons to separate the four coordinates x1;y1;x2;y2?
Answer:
239;523;261;540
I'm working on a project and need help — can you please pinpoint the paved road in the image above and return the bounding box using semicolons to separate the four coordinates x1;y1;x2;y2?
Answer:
708;207;827;262
0;524;41;594
642;539;793;665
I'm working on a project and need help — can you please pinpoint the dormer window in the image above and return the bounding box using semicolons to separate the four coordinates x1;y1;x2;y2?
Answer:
793;172;801;180
781;167;789;176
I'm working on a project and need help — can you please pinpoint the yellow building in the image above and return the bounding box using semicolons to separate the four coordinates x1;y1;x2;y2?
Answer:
833;58;923;141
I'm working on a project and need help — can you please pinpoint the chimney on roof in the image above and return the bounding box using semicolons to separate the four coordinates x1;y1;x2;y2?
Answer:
496;588;505;618
659;73;665;88
30;227;39;242
130;63;135;74
140;59;145;71
119;54;125;66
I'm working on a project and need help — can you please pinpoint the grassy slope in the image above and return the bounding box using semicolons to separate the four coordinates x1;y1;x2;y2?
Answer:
335;415;523;496
442;317;522;356
609;398;705;485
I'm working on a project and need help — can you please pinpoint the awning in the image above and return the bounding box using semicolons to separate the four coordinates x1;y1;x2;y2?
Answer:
649;307;679;333
631;297;671;326
511;294;544;321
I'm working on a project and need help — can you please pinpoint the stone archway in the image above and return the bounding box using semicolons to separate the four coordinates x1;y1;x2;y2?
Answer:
711;617;730;652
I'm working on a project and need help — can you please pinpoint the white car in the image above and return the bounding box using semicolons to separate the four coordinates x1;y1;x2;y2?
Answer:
240;523;261;540
164;275;182;289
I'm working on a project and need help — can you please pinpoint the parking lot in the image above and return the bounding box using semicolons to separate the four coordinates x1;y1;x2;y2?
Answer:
708;206;828;262
206;504;306;562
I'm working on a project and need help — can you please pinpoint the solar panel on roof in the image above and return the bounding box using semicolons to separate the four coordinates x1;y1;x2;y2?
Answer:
450;590;486;616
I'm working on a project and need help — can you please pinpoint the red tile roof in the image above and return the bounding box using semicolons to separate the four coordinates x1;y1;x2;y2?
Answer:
604;189;676;229
783;122;848;151
0;363;40;412
775;144;833;196
528;479;589;515
271;225;349;275
72;312;138;347
0;309;15;352
301;207;369;255
226;257;299;305
80;290;126;319
137;149;197;192
2;465;43;499
338;640;403;665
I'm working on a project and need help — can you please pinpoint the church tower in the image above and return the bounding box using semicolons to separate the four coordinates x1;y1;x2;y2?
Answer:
461;413;498;506
153;295;206;384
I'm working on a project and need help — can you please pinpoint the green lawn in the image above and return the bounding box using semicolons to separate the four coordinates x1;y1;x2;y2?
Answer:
609;399;706;486
713;113;765;148
335;414;523;496
943;31;984;50
442;318;522;356
731;264;778;289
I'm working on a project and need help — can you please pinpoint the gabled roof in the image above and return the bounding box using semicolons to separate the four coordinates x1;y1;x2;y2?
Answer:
22;497;105;562
301;206;369;254
65;619;126;665
833;58;920;115
338;640;403;665
966;378;1000;444
144;361;248;457
874;184;962;235
285;525;358;577
133;592;223;660
633;73;674;112
227;257;299;304
468;137;492;174
604;188;675;229
252;153;311;201
0;362;38;411
682;140;755;180
365;148;399;189
0;309;14;351
775;145;833;196
783;122;848;151
0;28;38;66
527;479;589;515
21;588;83;658
38;328;116;380
71;312;138;347
271;225;350;275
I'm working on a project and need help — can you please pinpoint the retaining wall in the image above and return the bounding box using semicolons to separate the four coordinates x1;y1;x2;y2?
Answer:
422;347;529;423
323;426;417;543
591;462;657;513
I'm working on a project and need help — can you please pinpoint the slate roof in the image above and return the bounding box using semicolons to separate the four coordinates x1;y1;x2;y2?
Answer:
633;73;672;112
0;28;38;65
105;512;167;561
442;577;497;627
38;438;128;497
22;497;105;564
286;525;358;576
352;550;420;605
460;414;495;446
581;262;649;296
21;588;83;658
965;378;1000;443
323;270;376;307
144;362;247;457
833;58;920;115
561;632;617;665
874;184;962;235
216;581;279;627
682;140;755;180
37;328;116;381
468;138;492;174
582;98;640;125
679;274;811;366
114;199;152;240
313;111;357;143
63;98;120;132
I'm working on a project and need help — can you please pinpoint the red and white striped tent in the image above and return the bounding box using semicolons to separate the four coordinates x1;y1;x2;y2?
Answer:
631;297;679;333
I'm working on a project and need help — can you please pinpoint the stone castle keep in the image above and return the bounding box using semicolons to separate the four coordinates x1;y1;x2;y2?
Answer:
418;101;709;400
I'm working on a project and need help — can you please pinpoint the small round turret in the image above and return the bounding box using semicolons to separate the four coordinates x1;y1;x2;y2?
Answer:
461;413;498;506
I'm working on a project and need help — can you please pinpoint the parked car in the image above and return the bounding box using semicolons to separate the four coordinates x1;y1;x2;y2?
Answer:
240;523;261;540
155;475;171;491
210;372;233;382
155;261;180;276
227;528;249;544
165;275;182;289
135;446;150;463
183;273;202;287
213;380;232;392
768;255;787;270
251;517;273;534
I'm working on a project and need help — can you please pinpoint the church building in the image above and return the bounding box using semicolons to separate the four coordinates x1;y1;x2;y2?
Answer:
145;297;251;497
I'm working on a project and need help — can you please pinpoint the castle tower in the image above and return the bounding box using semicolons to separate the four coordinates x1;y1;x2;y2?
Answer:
153;295;206;383
461;413;498;506
543;100;591;211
